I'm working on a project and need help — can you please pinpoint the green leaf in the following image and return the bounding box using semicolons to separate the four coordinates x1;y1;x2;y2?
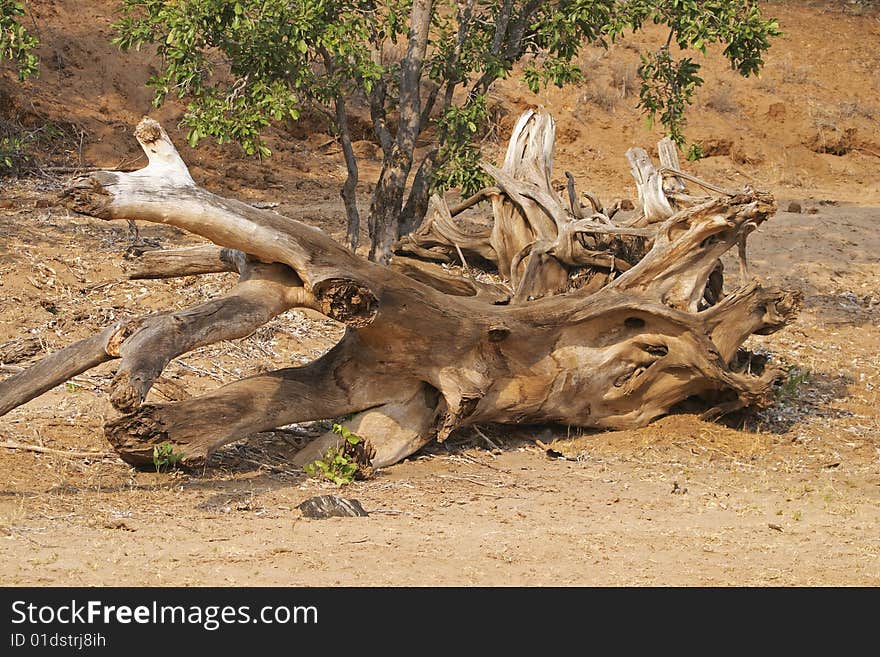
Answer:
103;0;779;217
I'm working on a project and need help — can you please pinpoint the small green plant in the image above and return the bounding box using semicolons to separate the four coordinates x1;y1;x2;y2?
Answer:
0;0;39;81
1;120;78;176
152;441;184;473
64;382;80;393
777;366;811;400
432;95;494;197
303;423;363;486
686;143;704;162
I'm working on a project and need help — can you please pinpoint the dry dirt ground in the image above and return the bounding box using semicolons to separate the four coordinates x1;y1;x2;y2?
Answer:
0;1;878;586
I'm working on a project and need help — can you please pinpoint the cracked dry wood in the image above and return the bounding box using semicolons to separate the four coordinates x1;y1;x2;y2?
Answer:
0;112;799;474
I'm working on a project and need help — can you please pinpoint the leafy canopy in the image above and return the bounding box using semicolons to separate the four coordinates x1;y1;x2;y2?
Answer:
114;0;388;158
1;0;39;80
113;1;779;190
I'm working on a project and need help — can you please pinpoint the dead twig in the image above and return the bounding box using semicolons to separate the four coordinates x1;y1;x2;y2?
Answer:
472;425;501;451
0;440;115;460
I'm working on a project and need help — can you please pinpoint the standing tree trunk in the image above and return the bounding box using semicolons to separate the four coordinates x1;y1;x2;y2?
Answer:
334;95;361;252
399;149;438;236
368;0;434;262
0;112;799;474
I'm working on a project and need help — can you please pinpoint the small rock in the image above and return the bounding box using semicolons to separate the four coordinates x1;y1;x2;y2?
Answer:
806;207;819;215
0;199;14;209
34;198;53;208
298;495;368;519
619;199;635;211
786;201;802;214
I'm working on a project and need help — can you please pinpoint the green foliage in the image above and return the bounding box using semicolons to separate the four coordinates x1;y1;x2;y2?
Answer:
638;50;702;148
0;0;38;80
610;0;780;147
432;94;493;196
303;423;362;486
1;120;76;176
0;133;25;170
777;366;811;401
152;442;185;473
113;0;779;218
686;143;703;162
113;0;383;158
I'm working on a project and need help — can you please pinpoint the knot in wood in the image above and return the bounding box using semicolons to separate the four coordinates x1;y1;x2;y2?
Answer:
105;321;139;357
134;117;163;145
315;279;378;328
487;325;510;342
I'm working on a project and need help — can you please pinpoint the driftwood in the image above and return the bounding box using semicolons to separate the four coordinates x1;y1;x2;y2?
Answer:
0;110;800;473
0;440;114;460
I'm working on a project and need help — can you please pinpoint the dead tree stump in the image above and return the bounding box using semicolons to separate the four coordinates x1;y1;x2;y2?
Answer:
0;110;800;471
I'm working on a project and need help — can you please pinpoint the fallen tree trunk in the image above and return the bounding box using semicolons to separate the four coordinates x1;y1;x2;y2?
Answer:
0;112;800;473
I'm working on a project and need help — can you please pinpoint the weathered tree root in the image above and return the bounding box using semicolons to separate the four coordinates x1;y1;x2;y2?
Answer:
0;112;800;473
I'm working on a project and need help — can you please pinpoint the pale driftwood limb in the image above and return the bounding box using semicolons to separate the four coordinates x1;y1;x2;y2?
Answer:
292;383;440;470
509;241;570;302
394;194;497;265
0;324;127;416
125;245;244;279
565;171;586;219
389;257;510;303
104;335;424;466
737;233;751;282
627;147;674;224
487;110;564;280
0;257;310;417
448;187;500;216
702;280;801;363
611;191;776;312
472;425;501;451
657;137;686;194
454;243;470;274
64;119;379;329
657;167;736;196
109;258;310;412
0;441;115;460
565;220;655;239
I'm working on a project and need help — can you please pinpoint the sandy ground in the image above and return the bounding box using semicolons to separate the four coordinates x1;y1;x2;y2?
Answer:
0;1;878;585
0;185;876;586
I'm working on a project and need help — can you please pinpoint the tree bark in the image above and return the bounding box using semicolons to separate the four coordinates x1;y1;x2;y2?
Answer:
124;245;242;279
399;149;438;236
367;0;434;263
334;95;362;252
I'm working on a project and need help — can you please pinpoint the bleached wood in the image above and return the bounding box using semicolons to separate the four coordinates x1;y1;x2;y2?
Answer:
627;147;674;223
0;114;799;474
